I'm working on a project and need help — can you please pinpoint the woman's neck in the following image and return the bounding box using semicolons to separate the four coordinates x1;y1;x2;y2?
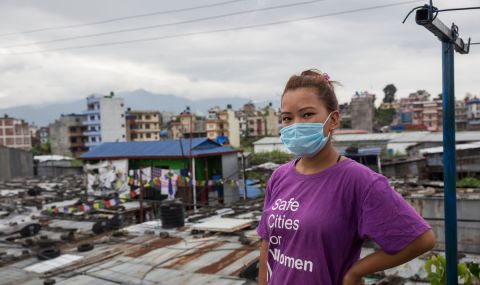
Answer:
295;142;340;175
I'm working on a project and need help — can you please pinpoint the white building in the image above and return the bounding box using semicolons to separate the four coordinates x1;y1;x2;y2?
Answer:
84;94;126;149
253;137;289;153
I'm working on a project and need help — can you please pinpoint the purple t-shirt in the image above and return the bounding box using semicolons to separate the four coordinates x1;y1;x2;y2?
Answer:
256;158;431;284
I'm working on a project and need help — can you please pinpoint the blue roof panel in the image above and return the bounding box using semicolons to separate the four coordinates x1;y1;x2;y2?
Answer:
80;137;240;160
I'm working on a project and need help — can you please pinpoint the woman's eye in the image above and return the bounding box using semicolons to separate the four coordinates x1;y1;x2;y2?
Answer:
282;117;291;122
303;113;314;118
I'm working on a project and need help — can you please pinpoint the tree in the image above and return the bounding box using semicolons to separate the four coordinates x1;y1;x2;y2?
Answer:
382;84;397;103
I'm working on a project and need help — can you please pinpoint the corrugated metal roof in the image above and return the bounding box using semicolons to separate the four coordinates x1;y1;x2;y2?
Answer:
80;138;240;160
253;131;480;145
420;141;480;154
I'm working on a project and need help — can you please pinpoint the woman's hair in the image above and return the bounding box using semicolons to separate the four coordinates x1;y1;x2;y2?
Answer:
282;69;340;113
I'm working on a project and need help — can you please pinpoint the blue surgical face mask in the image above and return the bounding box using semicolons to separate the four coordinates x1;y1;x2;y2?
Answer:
280;112;334;158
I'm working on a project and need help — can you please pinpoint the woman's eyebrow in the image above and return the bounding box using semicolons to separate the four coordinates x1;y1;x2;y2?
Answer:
280;106;317;115
298;106;316;112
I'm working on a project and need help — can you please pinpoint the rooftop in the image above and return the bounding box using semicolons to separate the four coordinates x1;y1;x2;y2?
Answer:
80;137;241;160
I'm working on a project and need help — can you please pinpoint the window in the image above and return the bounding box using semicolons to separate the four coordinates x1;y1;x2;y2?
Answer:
70;137;77;143
146;133;151;138
146;115;151;120
122;134;125;138
121;124;125;128
120;103;124;107
145;124;150;129
121;114;125;118
90;116;95;120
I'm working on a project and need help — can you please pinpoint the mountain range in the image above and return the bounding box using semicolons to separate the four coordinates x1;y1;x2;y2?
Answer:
0;89;280;126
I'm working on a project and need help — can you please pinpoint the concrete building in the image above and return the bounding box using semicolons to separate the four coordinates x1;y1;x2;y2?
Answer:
84;94;127;149
126;110;162;141
253;136;289;153
0;115;31;150
379;101;400;110
350;91;375;132
466;97;480;130
38;127;50;145
169;110;207;140
422;99;442;132
399;92;430;127
455;100;468;131
237;102;279;137
206;105;241;147
262;103;280;136
49;114;88;157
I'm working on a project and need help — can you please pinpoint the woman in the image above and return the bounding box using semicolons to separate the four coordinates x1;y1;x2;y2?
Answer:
257;69;435;285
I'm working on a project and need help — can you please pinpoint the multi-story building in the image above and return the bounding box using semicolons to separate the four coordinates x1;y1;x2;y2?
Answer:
0;115;31;150
29;125;39;141
169;108;207;139
206;105;241;147
262;103;279;136
126;110;162;141
350;91;375;132
379;101;400;110
422;99;443;132
83;94;126;149
235;102;269;138
37;127;50;145
455;100;468;131
399;91;430;126
49;114;87;157
466;97;480;130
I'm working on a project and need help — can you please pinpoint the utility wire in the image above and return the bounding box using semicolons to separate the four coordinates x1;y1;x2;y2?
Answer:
402;5;480;23
5;0;422;55
2;0;325;48
0;0;248;38
437;6;480;12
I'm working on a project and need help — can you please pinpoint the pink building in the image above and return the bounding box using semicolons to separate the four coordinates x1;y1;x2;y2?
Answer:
0;115;32;150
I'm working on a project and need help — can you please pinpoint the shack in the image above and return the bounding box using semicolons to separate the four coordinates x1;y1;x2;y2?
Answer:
80;137;243;207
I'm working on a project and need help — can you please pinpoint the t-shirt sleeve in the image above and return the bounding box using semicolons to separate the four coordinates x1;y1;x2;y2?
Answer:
358;176;432;255
256;174;274;241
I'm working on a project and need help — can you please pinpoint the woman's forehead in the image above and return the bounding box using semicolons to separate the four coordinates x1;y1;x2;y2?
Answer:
281;88;326;111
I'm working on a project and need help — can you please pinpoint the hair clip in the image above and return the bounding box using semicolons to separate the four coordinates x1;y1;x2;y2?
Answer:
322;72;330;81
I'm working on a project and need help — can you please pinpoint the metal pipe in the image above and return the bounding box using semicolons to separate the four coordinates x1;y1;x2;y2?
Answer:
442;40;458;285
192;156;197;213
241;152;247;200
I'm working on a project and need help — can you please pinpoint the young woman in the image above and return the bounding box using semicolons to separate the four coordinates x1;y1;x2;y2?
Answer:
257;69;435;285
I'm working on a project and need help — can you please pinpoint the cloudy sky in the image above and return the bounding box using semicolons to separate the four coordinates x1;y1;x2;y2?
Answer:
0;0;479;109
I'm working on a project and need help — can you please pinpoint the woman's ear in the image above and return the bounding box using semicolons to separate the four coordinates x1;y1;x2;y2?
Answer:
329;110;340;131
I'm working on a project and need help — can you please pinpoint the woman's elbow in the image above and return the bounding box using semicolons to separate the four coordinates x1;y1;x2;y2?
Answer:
421;229;436;252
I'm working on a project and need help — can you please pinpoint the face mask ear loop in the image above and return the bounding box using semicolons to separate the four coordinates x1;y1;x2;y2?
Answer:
322;111;335;139
323;111;335;125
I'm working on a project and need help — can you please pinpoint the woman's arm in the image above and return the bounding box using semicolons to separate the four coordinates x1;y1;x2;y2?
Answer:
343;229;436;285
258;239;269;285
